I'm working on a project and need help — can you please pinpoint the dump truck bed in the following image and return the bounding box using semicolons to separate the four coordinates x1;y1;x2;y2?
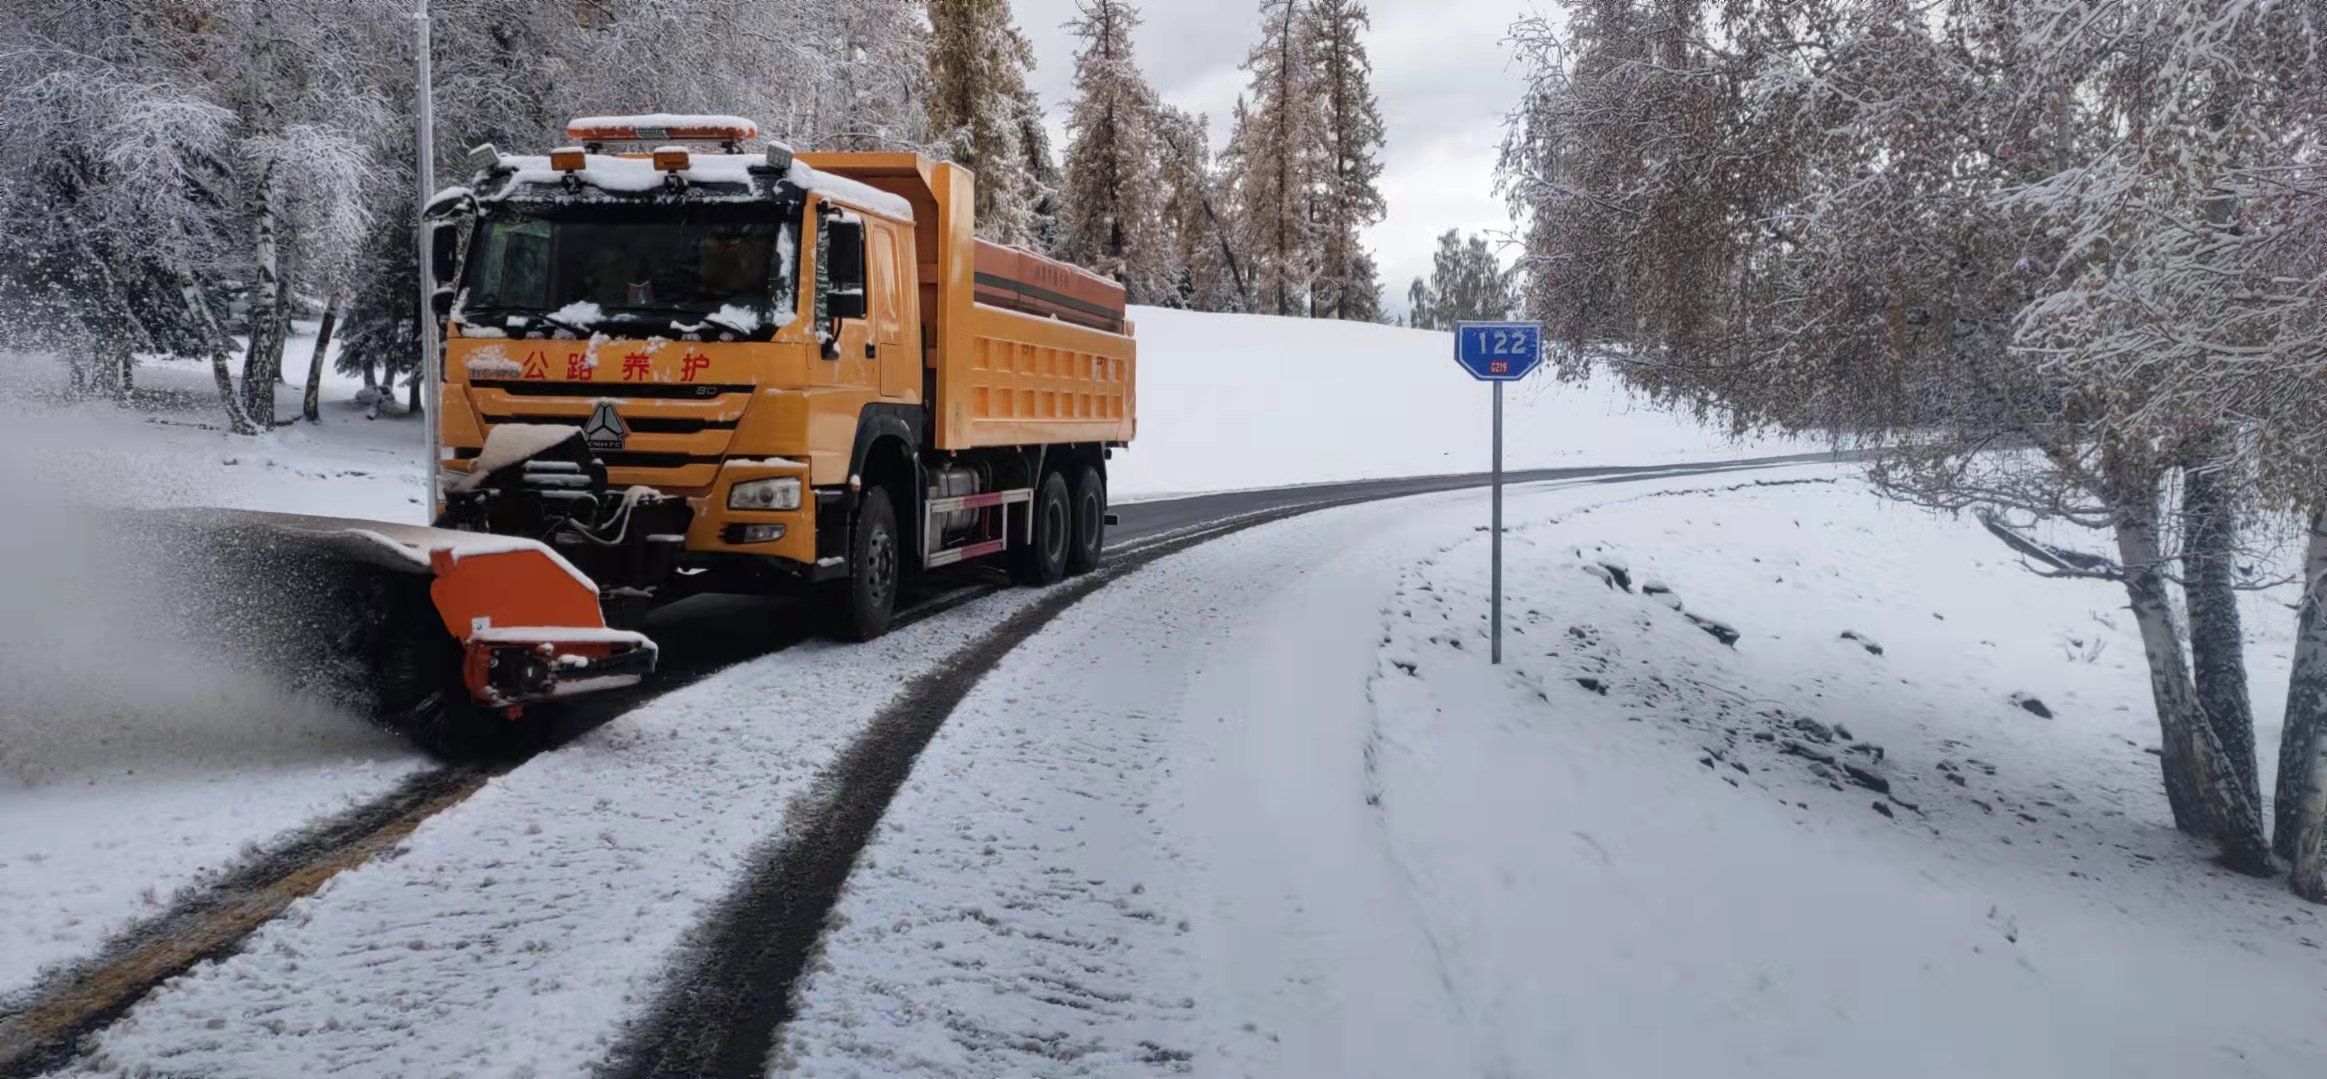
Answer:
795;152;1137;454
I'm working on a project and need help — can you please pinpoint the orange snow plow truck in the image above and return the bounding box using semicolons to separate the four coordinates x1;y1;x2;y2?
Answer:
195;117;1134;757
385;115;1130;745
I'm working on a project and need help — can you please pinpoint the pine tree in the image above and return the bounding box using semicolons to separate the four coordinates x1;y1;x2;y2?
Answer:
928;0;1045;245
1224;0;1319;315
1058;0;1171;302
1302;0;1386;321
1014;85;1063;251
1155;105;1248;311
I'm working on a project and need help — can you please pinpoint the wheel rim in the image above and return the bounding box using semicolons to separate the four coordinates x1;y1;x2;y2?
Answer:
1078;490;1100;550
867;525;896;605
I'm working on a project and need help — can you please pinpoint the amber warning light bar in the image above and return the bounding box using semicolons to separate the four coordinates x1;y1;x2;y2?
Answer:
566;113;758;145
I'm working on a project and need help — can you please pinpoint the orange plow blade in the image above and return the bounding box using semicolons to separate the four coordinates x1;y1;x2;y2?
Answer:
162;509;656;755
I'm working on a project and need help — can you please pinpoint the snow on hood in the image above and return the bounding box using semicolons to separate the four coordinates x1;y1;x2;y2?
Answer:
453;423;583;492
462;345;522;379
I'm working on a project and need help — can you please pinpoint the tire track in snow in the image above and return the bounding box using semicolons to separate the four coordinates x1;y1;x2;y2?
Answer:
0;766;490;1078
602;454;1845;1079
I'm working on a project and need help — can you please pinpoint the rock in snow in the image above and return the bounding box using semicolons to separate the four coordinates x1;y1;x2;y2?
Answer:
2010;692;2054;719
1686;613;1741;647
1839;630;1885;656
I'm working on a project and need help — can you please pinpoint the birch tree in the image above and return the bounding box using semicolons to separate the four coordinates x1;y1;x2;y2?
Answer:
1498;0;2285;875
1409;230;1511;330
208;0;381;427
0;0;259;430
781;0;929;152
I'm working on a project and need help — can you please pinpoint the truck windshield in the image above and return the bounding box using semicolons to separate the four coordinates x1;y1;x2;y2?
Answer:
459;203;800;336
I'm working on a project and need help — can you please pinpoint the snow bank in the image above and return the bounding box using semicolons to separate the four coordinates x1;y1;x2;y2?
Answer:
1108;307;1799;498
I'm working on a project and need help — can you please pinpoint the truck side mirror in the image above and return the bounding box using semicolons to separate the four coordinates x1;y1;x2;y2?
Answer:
828;287;866;320
428;221;463;290
824;218;866;298
817;214;869;358
430;286;456;320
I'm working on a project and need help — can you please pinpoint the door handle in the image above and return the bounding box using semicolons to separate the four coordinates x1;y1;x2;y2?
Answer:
865;342;877;359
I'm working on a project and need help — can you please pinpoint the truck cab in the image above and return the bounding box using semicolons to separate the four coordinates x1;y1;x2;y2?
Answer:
429;116;1134;639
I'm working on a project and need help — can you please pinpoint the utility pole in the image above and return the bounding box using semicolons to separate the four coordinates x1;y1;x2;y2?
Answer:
414;1;440;521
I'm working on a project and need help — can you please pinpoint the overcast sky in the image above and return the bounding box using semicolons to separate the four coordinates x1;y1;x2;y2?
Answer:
1014;0;1546;316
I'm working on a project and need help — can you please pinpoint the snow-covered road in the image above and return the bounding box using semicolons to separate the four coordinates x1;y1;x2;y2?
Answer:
17;464;2327;1078
781;471;2327;1078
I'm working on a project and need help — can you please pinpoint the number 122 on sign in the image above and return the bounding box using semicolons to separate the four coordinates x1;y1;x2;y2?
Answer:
1452;321;1544;382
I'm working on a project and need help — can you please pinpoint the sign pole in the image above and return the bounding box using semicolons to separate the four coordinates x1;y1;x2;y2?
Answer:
1492;380;1503;664
1452;320;1539;669
414;2;439;522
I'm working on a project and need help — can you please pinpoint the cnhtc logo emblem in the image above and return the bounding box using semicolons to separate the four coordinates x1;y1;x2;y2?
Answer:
582;400;629;452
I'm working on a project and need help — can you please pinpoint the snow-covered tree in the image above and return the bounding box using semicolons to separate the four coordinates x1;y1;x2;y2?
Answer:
1496;0;2304;878
1300;0;1385;322
928;0;1046;245
1224;0;1318;315
1015;85;1064;252
208;0;383;427
0;1;256;427
780;0;930;152
1058;0;1170;302
1154;105;1247;311
1408;230;1510;330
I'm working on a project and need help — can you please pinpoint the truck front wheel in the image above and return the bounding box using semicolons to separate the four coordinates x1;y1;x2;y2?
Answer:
832;487;900;641
1008;471;1071;586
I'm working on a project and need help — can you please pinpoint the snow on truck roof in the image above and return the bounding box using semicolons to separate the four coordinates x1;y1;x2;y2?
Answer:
567;114;758;140
483;152;914;221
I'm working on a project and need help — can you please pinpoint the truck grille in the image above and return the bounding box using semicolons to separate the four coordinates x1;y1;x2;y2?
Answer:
462;383;754;491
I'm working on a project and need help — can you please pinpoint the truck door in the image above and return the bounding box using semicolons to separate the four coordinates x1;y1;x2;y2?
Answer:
871;223;913;399
814;203;877;391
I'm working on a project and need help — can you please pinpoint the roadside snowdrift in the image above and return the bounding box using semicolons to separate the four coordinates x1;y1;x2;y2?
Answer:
1110;307;1790;497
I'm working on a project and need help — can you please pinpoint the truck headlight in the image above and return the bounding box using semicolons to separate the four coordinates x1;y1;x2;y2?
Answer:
728;476;802;511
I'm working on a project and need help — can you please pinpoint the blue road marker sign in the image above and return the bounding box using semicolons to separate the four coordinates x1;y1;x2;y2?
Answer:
1453;321;1544;382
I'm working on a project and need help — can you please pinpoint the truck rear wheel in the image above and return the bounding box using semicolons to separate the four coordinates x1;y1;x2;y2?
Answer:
831;487;900;641
1008;471;1072;586
1067;464;1105;575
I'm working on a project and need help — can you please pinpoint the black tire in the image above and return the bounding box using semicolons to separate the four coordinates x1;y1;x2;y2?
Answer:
1067;464;1105;575
1007;470;1072;586
831;486;901;641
